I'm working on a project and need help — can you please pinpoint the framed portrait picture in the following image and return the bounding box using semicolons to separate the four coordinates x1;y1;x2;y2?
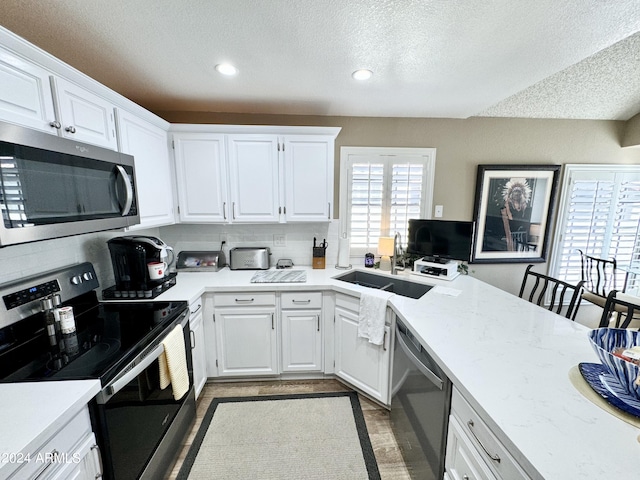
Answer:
471;164;561;263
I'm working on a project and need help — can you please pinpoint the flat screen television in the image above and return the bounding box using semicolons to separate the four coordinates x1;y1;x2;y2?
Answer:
407;219;475;263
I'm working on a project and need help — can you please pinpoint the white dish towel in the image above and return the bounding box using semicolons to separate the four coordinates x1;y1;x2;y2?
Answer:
358;290;394;345
159;324;189;401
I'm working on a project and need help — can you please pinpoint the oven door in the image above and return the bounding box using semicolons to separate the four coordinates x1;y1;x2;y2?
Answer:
93;312;194;480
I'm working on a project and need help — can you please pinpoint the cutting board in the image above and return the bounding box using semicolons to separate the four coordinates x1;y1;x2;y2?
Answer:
250;270;307;283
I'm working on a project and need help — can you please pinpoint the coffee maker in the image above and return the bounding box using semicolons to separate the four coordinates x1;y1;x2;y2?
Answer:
104;236;176;299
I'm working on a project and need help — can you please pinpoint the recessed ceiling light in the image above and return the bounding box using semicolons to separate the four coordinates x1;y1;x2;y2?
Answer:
352;69;373;81
215;63;238;76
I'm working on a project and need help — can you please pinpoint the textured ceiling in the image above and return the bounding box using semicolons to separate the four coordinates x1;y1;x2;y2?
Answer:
0;0;639;120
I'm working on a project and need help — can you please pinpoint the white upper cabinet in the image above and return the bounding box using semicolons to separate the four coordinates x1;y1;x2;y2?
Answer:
170;125;341;224
282;135;334;222
116;109;175;229
227;135;280;223
173;133;228;222
51;76;118;150
0;45;58;134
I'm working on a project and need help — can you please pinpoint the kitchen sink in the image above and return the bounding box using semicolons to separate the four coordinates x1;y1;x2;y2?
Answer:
334;270;432;299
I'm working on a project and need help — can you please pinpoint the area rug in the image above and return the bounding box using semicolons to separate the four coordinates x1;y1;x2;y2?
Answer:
176;391;380;480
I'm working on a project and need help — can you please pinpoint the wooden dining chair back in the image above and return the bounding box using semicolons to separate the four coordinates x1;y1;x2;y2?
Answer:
518;265;585;320
598;290;640;329
578;249;617;308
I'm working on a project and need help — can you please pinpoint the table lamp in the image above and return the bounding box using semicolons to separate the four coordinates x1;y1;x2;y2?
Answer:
378;237;395;271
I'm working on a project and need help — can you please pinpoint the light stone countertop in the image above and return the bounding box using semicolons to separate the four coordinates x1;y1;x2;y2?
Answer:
157;266;639;479
5;266;637;480
0;379;101;478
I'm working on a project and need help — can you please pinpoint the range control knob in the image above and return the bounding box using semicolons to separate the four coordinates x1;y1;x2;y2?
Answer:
71;275;83;285
82;272;94;281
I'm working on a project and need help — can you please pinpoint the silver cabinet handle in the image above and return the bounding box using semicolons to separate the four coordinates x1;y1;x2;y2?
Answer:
235;298;254;303
33;449;59;479
328;202;331;219
232;202;236;219
271;313;275;330
467;420;501;463
223;202;227;220
65;125;76;133
317;315;320;332
91;444;104;478
292;299;311;304
49;120;61;129
383;331;387;351
190;303;202;316
190;330;196;349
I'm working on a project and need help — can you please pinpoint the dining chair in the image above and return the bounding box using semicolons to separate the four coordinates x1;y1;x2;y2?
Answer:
578;249;617;308
518;264;585;320
598;290;640;329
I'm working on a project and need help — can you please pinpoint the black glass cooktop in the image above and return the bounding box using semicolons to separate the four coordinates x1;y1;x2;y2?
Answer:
0;293;188;385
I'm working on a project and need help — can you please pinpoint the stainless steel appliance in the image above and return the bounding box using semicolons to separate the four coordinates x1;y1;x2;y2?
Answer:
390;318;452;480
176;250;226;272
0;121;139;247
103;235;177;299
0;263;195;480
229;246;270;270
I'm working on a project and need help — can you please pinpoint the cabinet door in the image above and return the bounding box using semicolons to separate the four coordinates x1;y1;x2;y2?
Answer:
116;109;174;229
283;135;334;221
281;309;322;372
50;76;118;150
214;308;278;376
0;46;58;134
227;135;280;222
189;301;207;399
173;133;228;222
334;306;391;403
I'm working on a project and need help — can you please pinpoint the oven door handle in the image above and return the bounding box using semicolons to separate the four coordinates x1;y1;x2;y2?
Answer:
95;343;165;404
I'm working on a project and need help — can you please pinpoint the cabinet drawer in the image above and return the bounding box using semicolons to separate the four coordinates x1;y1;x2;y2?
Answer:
11;407;92;480
215;292;276;307
446;415;497;480
451;388;530;480
281;292;322;309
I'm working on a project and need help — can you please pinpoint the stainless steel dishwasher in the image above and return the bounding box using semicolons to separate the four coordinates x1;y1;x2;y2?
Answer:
390;318;452;480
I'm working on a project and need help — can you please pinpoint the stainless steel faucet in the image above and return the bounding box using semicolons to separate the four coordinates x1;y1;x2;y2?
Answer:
392;232;405;275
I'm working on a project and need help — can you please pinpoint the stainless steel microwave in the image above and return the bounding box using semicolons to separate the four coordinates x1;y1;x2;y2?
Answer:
0;121;140;247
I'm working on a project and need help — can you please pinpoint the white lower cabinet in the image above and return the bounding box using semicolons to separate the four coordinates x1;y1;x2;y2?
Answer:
280;292;322;372
189;297;207;399
334;294;391;404
213;292;278;376
9;407;102;480
446;387;530;480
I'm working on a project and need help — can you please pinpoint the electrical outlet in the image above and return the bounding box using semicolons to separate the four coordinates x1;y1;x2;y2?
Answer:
274;234;286;247
435;205;444;218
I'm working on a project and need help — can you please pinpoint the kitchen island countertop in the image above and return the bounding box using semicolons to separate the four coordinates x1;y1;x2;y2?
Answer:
157;266;638;479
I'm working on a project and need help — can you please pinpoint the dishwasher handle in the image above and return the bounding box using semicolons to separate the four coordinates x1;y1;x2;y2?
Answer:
395;324;444;390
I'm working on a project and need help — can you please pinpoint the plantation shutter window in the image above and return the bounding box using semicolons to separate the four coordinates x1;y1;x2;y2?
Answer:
551;166;640;295
340;148;435;256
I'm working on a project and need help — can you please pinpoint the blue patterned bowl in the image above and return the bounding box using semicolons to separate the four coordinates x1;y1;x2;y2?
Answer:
588;328;640;399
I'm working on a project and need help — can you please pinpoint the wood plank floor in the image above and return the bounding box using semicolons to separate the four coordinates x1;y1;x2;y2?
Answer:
167;379;411;479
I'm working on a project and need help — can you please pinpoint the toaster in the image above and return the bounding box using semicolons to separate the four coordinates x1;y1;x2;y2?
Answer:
229;247;271;270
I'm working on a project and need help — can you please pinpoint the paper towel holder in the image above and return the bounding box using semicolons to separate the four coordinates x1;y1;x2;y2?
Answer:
335;234;352;270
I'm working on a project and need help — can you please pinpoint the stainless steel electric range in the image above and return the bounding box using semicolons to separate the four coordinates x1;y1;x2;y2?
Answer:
0;262;196;480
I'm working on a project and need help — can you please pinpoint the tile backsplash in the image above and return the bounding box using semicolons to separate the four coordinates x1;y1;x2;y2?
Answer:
0;221;354;290
158;221;343;268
